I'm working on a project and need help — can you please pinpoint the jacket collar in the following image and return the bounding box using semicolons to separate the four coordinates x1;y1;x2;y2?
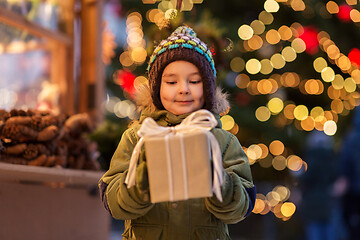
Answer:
139;109;222;128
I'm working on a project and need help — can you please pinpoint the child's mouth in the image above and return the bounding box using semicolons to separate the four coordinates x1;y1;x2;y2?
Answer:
176;100;193;104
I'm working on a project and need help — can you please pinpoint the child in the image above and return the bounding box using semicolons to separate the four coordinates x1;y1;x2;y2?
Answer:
99;26;256;240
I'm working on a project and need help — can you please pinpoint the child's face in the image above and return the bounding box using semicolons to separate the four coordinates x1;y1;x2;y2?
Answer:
160;61;205;115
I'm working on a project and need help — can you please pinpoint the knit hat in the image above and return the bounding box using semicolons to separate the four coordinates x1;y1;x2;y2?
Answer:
147;26;217;111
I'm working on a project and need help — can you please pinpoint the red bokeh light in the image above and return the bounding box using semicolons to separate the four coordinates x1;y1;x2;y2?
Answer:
337;4;352;22
116;69;136;96
348;48;360;67
299;26;319;55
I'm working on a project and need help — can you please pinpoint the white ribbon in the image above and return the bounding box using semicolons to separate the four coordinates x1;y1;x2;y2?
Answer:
125;109;224;202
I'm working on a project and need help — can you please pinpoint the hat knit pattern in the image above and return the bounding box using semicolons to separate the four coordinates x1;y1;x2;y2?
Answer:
147;26;217;111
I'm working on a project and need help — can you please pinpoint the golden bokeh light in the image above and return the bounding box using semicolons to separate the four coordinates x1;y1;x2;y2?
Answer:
238;25;254;40
327;45;340;60
264;0;280;13
143;0;157;3
250;20;266;35
344;77;356;93
287;155;303;171
281;202;296;217
332;74;345;89
346;0;357;5
313;57;327;73
281;72;300;87
337;55;352;71
259;11;274;25
324;120;337;136
291;0;305;11
258;79;274;94
278;25;293;41
235;74;250;88
274;185;290;202
352;69;360;84
272;155;287;170
134;76;149;89
305;79;323;95
127;11;143;23
310;106;325;121
256;106;271;122
247;81;260;95
284;104;296;119
267;191;281;207
221;115;235;131
331;99;344;114
270;53;286;69
268;97;284;114
253;199;266;214
350;9;360;22
247;35;264;51
301;116;315;131
248;144;263;161
294;105;309;120
147;9;163;22
321;67;335;82
158;0;173;11
260;59;274;75
282;46;297;62
229;123;239;135
266;29;281;45
230;57;245;72
291;38;306;53
269;140;285;155
246;58;262;74
119;51;134;67
131;47;147;63
258;143;269;159
326;1;339;14
328;86;341;99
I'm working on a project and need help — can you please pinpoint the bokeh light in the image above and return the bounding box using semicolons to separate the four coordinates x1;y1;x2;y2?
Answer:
238;25;254;40
281;202;296;217
269;140;285;155
268;97;284;114
293;105;308;120
324;120;337;135
221;115;235;131
246;59;262;74
256;106;272;122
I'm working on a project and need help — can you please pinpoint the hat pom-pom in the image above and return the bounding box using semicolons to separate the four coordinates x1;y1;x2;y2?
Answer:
172;26;197;38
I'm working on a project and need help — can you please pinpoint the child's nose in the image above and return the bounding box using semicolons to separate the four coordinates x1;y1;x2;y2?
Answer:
178;81;190;94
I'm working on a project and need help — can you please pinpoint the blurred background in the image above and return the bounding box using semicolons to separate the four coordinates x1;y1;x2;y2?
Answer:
1;0;360;239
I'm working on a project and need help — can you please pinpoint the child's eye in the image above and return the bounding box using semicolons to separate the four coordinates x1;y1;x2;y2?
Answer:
189;80;202;84
166;81;177;85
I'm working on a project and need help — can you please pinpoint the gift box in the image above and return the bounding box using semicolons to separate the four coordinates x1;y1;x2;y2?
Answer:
144;131;212;203
125;110;224;203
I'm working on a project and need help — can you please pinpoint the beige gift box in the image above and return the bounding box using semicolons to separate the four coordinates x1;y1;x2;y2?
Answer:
144;131;212;203
125;110;224;204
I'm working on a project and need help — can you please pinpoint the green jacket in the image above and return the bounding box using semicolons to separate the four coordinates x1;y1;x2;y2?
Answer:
99;109;256;240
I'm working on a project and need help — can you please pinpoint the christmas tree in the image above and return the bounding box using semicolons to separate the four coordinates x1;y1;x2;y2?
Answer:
97;0;360;238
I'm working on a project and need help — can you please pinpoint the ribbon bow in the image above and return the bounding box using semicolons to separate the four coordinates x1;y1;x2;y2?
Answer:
125;109;224;202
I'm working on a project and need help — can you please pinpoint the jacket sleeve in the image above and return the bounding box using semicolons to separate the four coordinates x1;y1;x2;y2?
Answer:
98;127;154;220
204;130;256;224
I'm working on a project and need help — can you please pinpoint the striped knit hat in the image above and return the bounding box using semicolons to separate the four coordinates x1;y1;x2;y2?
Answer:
147;26;217;112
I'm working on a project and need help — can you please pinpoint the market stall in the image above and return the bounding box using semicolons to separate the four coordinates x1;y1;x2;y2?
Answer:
0;1;110;239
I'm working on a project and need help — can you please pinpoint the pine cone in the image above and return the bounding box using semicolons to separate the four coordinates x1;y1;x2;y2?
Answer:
2;124;38;142
23;144;39;160
0;110;10;121
30;115;44;131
